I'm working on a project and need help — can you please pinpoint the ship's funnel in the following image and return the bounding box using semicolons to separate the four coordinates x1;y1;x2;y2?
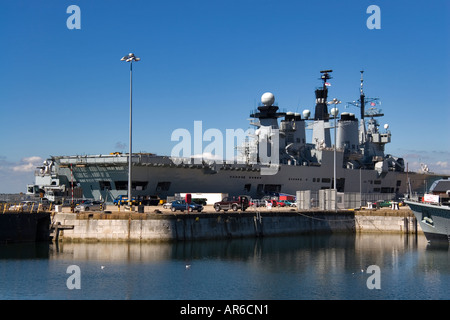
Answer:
280;112;306;149
314;88;329;120
336;112;359;151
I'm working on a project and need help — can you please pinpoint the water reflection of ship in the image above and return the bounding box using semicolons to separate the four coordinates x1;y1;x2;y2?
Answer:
27;70;446;203
51;233;429;266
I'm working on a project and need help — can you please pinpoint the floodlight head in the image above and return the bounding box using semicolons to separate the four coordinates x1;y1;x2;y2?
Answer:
328;98;341;105
121;53;140;62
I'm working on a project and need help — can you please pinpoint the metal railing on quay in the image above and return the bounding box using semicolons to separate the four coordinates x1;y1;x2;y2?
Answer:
0;202;52;214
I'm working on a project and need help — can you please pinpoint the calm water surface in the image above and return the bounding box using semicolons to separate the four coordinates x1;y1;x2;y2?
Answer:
0;234;448;300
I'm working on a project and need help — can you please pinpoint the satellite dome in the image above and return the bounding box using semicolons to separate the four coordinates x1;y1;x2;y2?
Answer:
261;92;275;106
330;107;339;116
302;109;311;119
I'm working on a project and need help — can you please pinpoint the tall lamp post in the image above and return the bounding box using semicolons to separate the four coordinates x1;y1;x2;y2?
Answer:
329;98;341;211
121;53;140;208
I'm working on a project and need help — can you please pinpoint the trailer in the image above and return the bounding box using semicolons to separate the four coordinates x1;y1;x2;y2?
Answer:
176;193;229;205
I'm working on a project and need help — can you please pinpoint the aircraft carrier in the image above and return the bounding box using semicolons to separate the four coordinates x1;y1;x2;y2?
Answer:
27;70;445;203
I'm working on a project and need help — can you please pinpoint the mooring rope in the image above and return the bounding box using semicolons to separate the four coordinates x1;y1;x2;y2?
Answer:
296;211;357;222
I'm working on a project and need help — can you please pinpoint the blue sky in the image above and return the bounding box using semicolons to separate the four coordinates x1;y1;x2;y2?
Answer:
1;0;449;193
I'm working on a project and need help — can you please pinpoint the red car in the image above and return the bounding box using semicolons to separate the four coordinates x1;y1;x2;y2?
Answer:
276;200;286;207
265;200;286;207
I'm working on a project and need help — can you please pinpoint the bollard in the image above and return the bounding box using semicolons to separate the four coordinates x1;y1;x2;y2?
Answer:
404;217;409;233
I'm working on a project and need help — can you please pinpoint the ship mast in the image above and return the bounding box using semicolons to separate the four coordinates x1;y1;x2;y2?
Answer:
359;70;366;144
346;70;382;145
314;69;332;120
249;92;285;165
360;70;365;122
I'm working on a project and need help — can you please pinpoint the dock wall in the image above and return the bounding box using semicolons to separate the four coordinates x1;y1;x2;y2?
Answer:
355;212;418;234
53;210;419;242
0;212;51;243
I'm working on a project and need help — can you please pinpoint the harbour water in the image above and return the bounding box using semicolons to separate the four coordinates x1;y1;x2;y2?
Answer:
0;233;448;301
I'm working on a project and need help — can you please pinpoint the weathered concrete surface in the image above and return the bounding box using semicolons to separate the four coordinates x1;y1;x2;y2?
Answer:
52;208;419;242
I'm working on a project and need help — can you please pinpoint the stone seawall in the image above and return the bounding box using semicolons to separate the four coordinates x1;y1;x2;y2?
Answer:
355;211;418;234
52;209;419;242
0;212;51;243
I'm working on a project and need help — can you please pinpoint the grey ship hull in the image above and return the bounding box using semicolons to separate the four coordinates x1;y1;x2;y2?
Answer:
56;153;438;203
406;201;450;243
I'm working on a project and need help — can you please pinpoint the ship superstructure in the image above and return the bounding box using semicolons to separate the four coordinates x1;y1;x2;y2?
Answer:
27;71;445;203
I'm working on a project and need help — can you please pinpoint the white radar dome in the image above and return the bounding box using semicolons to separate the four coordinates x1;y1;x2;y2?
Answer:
330;107;339;117
261;92;275;106
384;124;389;130
302;109;311;119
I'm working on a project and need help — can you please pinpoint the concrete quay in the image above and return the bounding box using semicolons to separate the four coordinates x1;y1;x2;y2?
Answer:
51;206;420;242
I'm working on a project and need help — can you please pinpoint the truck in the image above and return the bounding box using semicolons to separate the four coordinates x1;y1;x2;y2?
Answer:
177;193;228;205
214;195;250;212
113;195;139;206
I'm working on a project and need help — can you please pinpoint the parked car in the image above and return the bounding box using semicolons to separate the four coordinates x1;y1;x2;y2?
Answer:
192;198;207;206
249;199;266;207
170;200;203;212
9;201;39;212
214;195;250;212
75;200;104;212
275;200;286;207
265;199;278;208
372;200;392;208
162;202;172;209
279;200;296;207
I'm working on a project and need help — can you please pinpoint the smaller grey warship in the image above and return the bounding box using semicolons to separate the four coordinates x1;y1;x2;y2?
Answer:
406;179;450;243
